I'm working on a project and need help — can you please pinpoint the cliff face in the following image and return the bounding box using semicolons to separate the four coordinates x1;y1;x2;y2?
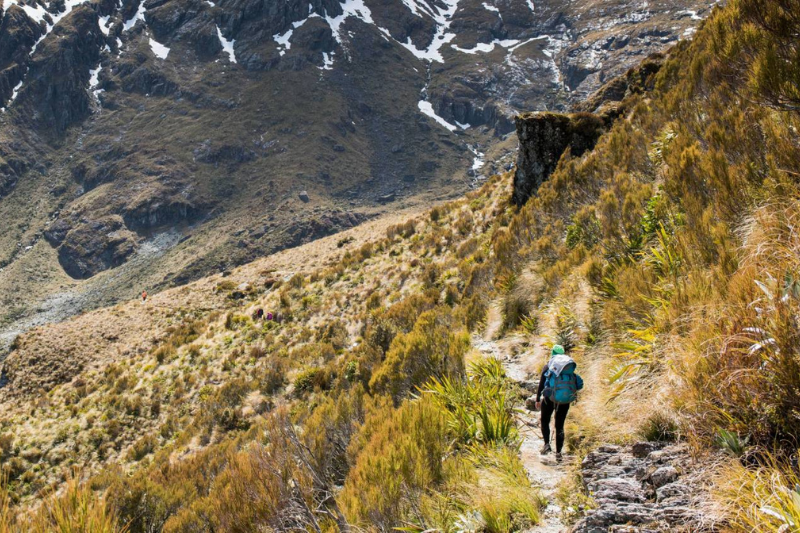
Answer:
512;112;606;206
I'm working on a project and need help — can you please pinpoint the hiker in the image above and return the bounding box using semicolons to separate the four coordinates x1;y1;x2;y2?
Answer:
254;308;264;320
534;344;584;462
141;290;147;303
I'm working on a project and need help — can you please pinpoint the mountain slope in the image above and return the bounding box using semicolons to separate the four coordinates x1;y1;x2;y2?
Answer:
7;0;800;530
0;0;713;353
1;1;800;527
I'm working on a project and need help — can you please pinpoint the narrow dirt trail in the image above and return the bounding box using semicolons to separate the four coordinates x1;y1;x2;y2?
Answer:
473;307;568;532
472;280;594;532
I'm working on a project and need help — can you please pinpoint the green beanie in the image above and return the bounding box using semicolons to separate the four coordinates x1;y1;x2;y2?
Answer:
551;344;565;356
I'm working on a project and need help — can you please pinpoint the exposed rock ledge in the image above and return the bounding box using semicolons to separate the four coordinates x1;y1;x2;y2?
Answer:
511;112;608;206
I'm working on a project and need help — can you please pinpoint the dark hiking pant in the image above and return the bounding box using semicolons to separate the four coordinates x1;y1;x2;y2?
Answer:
541;398;570;453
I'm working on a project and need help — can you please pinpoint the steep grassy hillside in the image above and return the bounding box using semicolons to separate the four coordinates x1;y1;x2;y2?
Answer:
1;0;800;530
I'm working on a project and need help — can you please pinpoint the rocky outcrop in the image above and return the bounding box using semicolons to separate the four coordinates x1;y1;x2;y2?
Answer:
193;141;257;165
434;92;516;135
47;216;139;279
512;112;607;206
574;54;665;115
571;443;722;532
115;55;180;96
0;6;42;104
121;197;203;231
281;209;367;249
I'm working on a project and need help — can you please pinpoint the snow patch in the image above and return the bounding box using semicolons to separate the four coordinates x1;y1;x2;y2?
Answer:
98;15;111;35
418;100;457;132
482;2;499;12
468;145;485;171
89;66;101;88
123;0;146;31
323;0;374;45
88;65;104;100
677;9;702;20
396;0;459;63
451;38;519;55
8;79;22;103
1;79;24;113
273;29;292;55
320;51;335;70
399;0;436;18
216;26;237;63
12;0;48;23
273;18;311;55
149;38;170;59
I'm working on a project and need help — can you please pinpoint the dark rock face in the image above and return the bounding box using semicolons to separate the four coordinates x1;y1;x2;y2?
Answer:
194;142;256;165
121;198;201;232
281;209;366;248
512;112;607;206
21;7;105;133
571;443;722;532
0;7;42;104
51;216;139;279
115;55;180;96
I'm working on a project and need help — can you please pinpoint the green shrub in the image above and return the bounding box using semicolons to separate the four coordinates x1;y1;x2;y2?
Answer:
127;434;157;461
294;368;326;394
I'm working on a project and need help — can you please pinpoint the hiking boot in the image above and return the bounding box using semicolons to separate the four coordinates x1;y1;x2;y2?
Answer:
540;443;552;455
555;452;563;463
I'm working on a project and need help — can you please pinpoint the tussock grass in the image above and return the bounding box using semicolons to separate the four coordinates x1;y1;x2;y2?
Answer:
0;475;124;533
718;455;800;532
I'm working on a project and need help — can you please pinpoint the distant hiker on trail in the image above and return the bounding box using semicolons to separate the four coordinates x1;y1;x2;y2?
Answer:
254;308;264;320
141;290;147;303
265;311;274;321
535;344;584;462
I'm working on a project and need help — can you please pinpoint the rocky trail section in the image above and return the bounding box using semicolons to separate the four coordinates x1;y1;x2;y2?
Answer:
572;443;724;532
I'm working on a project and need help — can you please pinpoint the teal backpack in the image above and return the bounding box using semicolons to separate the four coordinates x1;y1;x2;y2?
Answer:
544;354;580;405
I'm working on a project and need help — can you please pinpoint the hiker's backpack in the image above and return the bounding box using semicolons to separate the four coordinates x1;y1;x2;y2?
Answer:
544;356;579;405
